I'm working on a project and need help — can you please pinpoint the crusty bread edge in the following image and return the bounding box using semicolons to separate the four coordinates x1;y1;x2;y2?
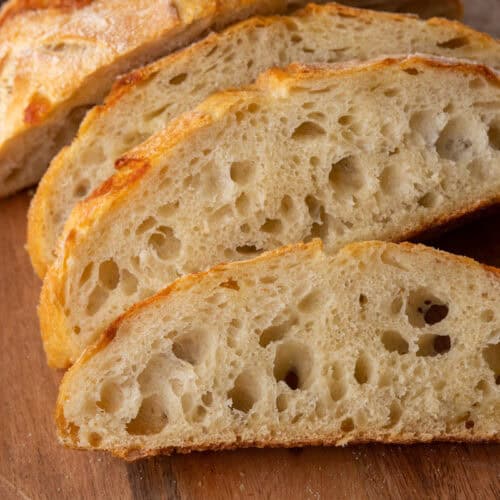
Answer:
26;2;496;278
39;55;500;368
55;239;500;459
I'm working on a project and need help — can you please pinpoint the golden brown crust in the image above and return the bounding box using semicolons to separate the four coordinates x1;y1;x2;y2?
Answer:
55;239;499;459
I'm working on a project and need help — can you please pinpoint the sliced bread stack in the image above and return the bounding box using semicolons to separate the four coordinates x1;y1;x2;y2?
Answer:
39;55;500;369
17;2;499;457
0;0;462;198
28;3;500;277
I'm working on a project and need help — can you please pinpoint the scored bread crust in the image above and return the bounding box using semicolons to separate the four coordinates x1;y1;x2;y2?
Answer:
55;240;500;460
39;55;500;368
26;1;497;277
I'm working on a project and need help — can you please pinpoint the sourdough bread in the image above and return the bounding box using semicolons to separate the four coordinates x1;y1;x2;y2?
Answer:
56;240;500;459
39;56;500;368
27;2;497;277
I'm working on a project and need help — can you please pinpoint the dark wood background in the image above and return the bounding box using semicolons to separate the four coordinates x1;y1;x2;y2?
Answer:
1;1;499;499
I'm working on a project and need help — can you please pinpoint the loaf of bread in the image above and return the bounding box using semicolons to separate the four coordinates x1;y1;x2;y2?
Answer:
56;240;500;459
0;0;463;200
39;56;500;368
27;3;499;278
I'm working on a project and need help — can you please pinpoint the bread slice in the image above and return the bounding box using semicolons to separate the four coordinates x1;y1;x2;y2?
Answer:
27;2;496;278
56;240;500;459
39;55;500;369
0;0;335;200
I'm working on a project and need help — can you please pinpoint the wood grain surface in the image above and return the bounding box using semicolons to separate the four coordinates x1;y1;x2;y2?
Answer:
1;1;499;499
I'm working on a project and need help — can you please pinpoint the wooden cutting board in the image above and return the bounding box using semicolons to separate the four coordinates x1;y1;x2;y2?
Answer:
1;1;500;498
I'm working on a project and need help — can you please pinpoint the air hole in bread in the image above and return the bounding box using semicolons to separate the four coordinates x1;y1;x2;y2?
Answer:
354;352;372;384
273;341;311;390
482;342;500;380
228;371;259;413
260;275;277;284
236;245;260;255
201;391;213;406
136;216;157;235
230;161;254;185
380;249;408;271
291;121;326;141
476;379;490;394
424;304;449;325
86;285;108;316
144;103;171;122
169;73;187;85
99;259;120;290
260;314;297;348
309;156;320;167
403;67;420;76
418;192;439;208
379;164;402;195
359;294;368;306
329;156;364;194
172;331;206;365
385;400;402;428
298;290;322;314
79;262;93;287
305;194;321;220
487;121;500;150
126;395;167;435
480;309;494;323
406;289;448;327
329;378;347;402
235;193;250;216
279;195;295;219
436;118;473;162
219;278;239;291
260;218;282;235
276;394;288;412
340;417;354;432
417;334;451;356
381;330;409;355
73;179;90;198
307;205;329;241
88;432;102;447
390;295;403;315
338;115;353;126
384;88;399;98
465;420;475;429
148;226;181;260
157;202;179;219
97;381;123;413
209;204;232;223
307;112;326;122
437;36;469;49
